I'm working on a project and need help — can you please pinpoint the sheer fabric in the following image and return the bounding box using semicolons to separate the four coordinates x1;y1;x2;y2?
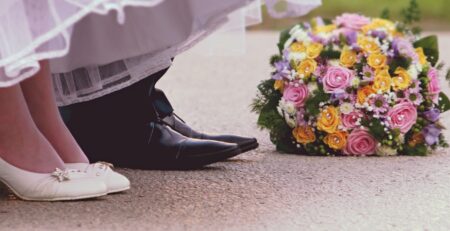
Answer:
0;0;321;106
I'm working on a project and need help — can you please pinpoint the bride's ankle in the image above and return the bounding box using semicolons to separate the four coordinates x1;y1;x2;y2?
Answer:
0;125;65;173
36;118;89;164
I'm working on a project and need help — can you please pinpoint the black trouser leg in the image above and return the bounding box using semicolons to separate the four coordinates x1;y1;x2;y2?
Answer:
59;66;171;163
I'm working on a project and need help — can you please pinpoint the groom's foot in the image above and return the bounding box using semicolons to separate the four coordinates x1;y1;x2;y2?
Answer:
128;122;241;170
162;114;259;153
152;89;259;154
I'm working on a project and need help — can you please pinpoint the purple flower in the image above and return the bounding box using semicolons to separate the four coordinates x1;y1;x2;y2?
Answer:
369;94;389;115
330;91;356;104
369;30;387;40
361;65;375;82
392;38;419;62
423;108;440;122
272;60;290;80
422;124;441;146
408;80;421;94
334;13;371;31
406;91;424;106
296;108;307;126
345;31;358;45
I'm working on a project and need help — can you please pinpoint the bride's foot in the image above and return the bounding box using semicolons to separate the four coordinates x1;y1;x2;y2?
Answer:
20;61;89;164
65;162;130;194
0;80;107;201
0;157;107;201
0;85;65;173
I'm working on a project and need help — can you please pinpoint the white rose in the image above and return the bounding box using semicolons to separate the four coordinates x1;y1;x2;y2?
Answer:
307;82;318;94
376;145;398;156
407;65;419;80
328;59;340;67
339;102;354;115
284;101;297;115
284;37;295;49
289;25;301;35
351;78;360;88
292;30;311;44
284;114;297;128
277;106;284;117
288;52;307;63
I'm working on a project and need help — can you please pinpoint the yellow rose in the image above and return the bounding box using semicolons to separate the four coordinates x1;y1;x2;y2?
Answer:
357;85;376;104
323;131;348;150
306;43;323;59
317;106;341;134
362;18;396;34
290;42;306;53
357;37;380;54
293;125;316;144
367;53;387;69
296;59;317;78
372;68;391;93
314;24;336;34
415;47;428;65
274;80;284;92
392;67;412;91
340;48;357;68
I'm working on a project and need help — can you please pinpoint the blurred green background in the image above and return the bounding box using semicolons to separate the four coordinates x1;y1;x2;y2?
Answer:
252;0;450;31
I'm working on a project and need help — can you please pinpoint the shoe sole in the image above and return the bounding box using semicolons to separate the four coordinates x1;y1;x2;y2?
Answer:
0;178;107;202
145;146;242;170
107;186;131;194
238;141;259;154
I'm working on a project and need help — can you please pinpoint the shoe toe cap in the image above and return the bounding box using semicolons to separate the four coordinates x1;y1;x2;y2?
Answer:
48;178;107;201
106;171;130;193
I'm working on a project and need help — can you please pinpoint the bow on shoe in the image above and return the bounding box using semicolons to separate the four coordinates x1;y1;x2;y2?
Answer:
94;161;114;170
51;168;71;182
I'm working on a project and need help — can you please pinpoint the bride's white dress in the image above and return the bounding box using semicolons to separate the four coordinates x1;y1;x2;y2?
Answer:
0;0;321;105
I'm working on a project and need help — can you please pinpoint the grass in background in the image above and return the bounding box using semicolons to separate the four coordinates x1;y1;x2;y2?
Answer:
252;0;450;31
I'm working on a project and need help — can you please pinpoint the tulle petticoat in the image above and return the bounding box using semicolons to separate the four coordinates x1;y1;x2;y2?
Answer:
0;0;322;106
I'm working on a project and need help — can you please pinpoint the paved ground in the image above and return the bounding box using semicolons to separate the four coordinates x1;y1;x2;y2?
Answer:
1;32;450;231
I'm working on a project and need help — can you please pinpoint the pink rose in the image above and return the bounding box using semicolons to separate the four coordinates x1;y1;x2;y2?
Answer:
322;66;354;93
427;68;441;103
283;84;309;107
387;100;417;133
334;13;371;30
341;110;363;129
344;129;377;156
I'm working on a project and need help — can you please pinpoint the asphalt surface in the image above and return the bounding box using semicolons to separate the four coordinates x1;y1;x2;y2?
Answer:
1;32;450;231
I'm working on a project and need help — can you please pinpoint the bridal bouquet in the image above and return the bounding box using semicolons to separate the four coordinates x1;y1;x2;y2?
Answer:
253;9;450;156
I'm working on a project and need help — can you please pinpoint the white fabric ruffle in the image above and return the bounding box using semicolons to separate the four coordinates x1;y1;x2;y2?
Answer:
0;0;321;105
0;0;164;87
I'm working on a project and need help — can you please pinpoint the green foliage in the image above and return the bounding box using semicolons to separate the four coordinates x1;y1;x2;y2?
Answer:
251;79;280;114
320;48;341;60
304;86;330;116
361;118;387;142
394;0;422;35
380;8;390;19
277;28;291;54
438;92;450;112
403;143;428;156
270;55;282;67
401;0;421;25
413;35;439;67
446;68;450;85
389;56;411;75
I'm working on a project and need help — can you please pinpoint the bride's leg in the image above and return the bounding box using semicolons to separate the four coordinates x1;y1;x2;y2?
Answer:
20;61;89;164
0;84;65;173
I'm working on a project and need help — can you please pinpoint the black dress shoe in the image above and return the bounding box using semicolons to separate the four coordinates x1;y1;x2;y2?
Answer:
162;114;259;153
124;122;241;170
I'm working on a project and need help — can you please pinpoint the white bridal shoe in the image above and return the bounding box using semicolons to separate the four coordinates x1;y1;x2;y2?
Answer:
0;158;107;201
65;162;130;194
